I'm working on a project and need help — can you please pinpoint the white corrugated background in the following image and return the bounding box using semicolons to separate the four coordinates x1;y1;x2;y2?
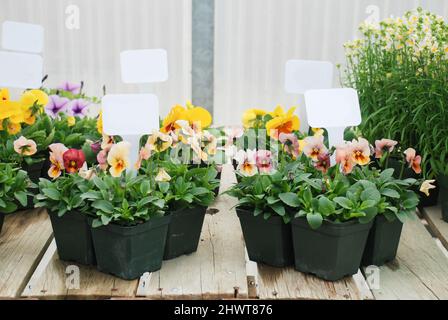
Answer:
214;0;448;127
0;0;447;123
0;0;192;116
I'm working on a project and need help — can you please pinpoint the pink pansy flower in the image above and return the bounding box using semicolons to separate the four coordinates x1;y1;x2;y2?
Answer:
255;150;274;174
13;136;37;156
335;144;355;175
279;133;301;159
404;148;422;174
314;153;331;174
48;143;68;179
303;135;328;161
135;143;153;170
374;139;398;158
224;126;244;147
235;150;258;177
350;138;371;166
97;149;109;171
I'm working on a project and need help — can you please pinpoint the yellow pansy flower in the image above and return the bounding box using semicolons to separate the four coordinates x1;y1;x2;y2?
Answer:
20;89;49;109
312;128;325;137
147;131;173;153
97;111;103;134
242;108;267;129
67;116;76;127
161;102;212;133
266;107;300;139
268;105;286;118
1;88;10;101
161;105;188;133
107;141;131;177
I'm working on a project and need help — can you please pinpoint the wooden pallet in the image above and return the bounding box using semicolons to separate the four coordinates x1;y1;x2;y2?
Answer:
363;210;448;300
2;167;448;300
0;209;53;298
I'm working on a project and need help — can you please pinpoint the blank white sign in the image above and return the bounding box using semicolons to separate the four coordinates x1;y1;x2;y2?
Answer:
0;51;43;88
285;60;333;94
102;94;160;136
2;21;44;53
120;49;168;84
304;88;361;128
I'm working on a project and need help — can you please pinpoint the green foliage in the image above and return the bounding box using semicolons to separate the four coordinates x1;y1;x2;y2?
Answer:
82;173;166;227
35;174;93;217
0;163;34;214
141;161;219;211
342;8;448;177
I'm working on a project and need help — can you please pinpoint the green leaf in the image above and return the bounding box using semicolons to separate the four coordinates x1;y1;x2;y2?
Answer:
381;188;400;199
361;187;381;203
101;215;112;226
359;207;378;224
91;218;104;228
270;203;286;216
92;176;108;191
0;202;18;214
14;191;28;207
306;213;323;230
140;181;150;195
92;200;114;214
318;197;335;216
158;182;170;193
334;197;353;209
254;207;263;216
279;193;301;208
42;188;61;201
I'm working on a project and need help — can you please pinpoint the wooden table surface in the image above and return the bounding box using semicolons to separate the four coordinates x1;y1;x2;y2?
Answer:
1;166;448;300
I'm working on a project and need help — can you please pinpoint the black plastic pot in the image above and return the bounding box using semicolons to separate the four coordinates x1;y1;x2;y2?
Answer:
89;215;171;280
164;207;207;260
291;218;373;281
439;175;448;223
48;210;96;265
361;215;403;266
388;158;417;179
22;161;45;183
237;208;294;267
0;213;4;235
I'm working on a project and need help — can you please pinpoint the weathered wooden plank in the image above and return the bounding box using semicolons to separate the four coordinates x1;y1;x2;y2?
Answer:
21;240;138;299
0;209;53;298
256;265;371;300
136;164;249;299
420;206;448;251
365;214;448;300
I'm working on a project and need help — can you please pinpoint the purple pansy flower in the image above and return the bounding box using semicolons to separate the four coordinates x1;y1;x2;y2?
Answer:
58;81;81;94
68;99;90;118
45;95;70;118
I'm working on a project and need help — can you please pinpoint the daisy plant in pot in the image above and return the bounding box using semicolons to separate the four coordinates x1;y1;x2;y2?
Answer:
0;163;34;235
342;8;448;208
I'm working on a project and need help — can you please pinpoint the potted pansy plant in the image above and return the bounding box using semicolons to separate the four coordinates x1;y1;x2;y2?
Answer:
0;163;34;235
82;141;171;280
34;144;97;265
226;106;304;267
0;88;54;182
283;136;426;280
133;104;220;260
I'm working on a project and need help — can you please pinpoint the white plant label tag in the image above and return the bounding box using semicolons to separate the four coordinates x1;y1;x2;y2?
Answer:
2;21;44;53
305;88;362;163
120;49;168;84
102;94;160;173
285;60;333;94
0;51;43;88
